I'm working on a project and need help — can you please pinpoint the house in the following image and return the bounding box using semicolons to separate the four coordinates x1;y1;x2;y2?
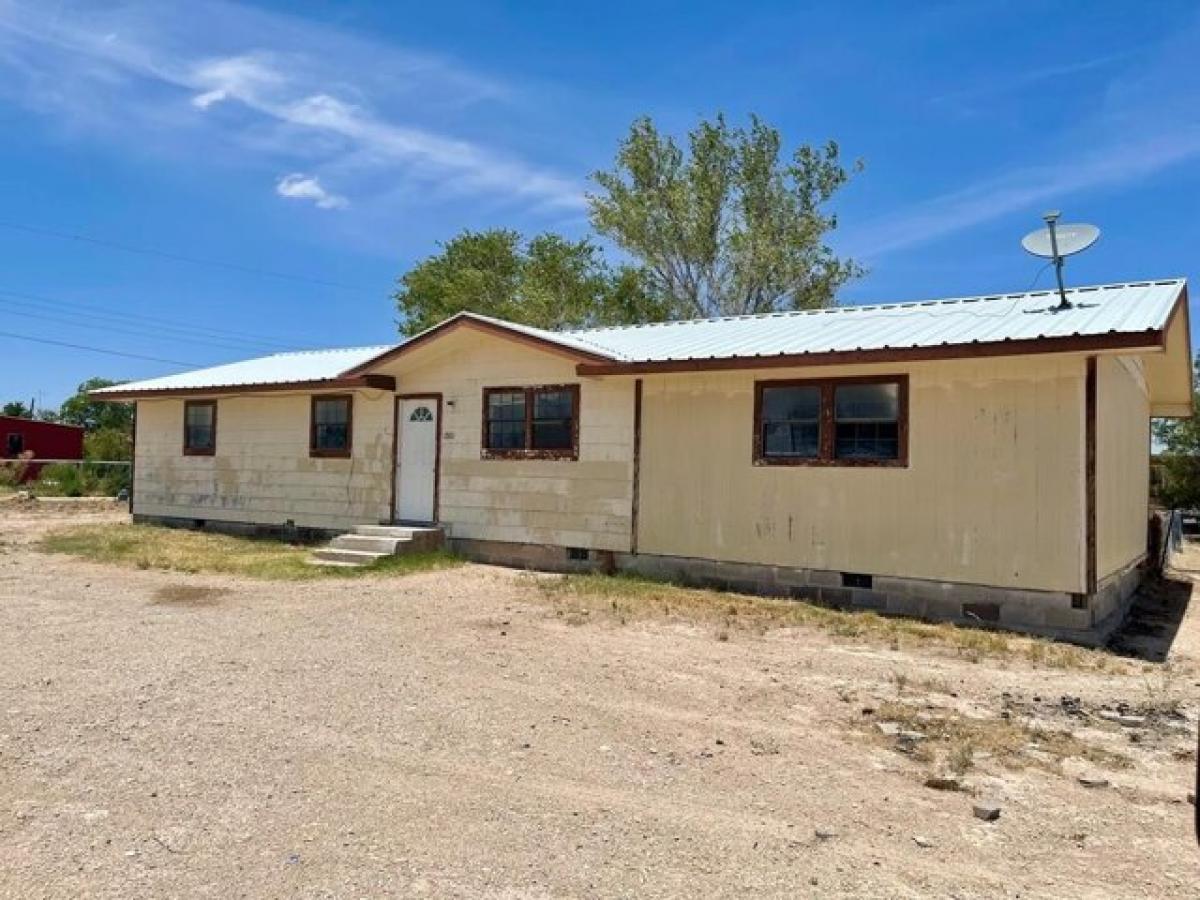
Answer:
0;415;85;481
92;279;1193;642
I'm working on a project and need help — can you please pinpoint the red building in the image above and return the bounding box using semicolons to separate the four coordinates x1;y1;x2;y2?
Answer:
0;416;85;481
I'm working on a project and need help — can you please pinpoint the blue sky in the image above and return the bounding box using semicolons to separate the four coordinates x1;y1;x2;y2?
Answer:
1;0;1198;409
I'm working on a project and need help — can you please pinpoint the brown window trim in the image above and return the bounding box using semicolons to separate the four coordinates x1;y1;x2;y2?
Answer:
309;394;354;459
481;384;580;461
753;374;909;468
182;400;217;456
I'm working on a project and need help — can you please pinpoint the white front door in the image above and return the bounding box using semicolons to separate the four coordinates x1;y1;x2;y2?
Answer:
395;397;439;523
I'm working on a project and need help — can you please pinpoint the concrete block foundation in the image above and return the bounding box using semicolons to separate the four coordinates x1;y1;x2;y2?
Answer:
450;537;1145;646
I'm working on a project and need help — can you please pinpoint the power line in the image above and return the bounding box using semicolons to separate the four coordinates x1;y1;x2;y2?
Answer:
0;300;284;355
0;220;376;294
0;286;313;351
0;330;201;366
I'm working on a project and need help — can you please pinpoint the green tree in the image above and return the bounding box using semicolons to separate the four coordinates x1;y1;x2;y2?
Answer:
1153;357;1200;508
84;427;132;461
589;114;862;319
56;378;132;433
394;229;671;335
2;400;32;418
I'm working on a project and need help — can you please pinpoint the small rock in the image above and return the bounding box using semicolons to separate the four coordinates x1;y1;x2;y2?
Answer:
1116;715;1146;728
924;775;963;792
897;730;925;743
972;804;1001;822
861;706;876;716
814;827;837;840
876;722;901;737
913;835;934;848
1097;710;1121;722
1078;775;1109;789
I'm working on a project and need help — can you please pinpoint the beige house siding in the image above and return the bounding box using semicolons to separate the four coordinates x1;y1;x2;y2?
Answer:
374;328;636;551
1095;355;1150;578
636;355;1088;594
133;390;393;531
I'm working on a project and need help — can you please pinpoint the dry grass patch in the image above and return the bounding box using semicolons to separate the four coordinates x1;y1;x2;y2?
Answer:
534;572;1126;672
40;523;462;581
152;585;230;607
870;700;1133;775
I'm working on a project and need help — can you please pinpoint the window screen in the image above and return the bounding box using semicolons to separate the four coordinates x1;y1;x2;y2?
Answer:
183;401;216;455
754;376;906;466
483;385;578;458
760;385;821;459
311;396;352;455
834;383;900;460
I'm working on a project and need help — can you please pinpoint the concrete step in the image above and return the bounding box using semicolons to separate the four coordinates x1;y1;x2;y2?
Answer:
355;525;442;538
330;534;408;554
308;524;446;567
309;547;390;566
355;525;444;552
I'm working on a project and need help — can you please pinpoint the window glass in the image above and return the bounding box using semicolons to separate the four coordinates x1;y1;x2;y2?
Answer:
409;406;434;422
312;397;350;452
834;383;899;460
760;385;820;458
6;433;23;456
184;402;215;453
486;390;525;450
531;389;574;450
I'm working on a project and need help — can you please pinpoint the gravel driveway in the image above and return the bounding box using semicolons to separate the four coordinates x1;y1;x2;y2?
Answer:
1;504;1197;898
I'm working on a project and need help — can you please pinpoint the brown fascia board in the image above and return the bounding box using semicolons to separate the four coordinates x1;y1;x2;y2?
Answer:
340;315;616;376
89;374;396;402
574;329;1167;377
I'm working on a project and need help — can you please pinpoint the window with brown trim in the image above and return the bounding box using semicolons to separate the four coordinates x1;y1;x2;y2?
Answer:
183;400;216;456
310;394;353;458
482;384;579;460
753;375;908;466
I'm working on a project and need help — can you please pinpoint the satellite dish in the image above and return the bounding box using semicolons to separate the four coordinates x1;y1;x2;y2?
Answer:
1021;221;1100;259
1019;211;1100;310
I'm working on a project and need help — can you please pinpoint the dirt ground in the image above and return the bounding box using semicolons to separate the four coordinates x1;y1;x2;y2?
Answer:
1;503;1197;899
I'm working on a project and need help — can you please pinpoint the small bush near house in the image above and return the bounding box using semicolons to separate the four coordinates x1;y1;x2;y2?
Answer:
0;451;33;491
33;461;130;497
40;523;462;581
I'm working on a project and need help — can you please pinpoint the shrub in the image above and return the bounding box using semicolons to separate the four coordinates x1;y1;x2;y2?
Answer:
0;451;33;489
33;461;128;497
36;462;86;496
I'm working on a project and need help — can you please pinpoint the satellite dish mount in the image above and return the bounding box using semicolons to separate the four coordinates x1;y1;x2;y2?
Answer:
1020;212;1101;311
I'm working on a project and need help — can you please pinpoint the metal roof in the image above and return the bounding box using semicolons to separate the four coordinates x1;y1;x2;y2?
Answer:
559;279;1185;363
92;279;1186;397
91;345;392;396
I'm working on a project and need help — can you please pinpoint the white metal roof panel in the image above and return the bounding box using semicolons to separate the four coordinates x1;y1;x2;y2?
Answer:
91;345;393;395
92;279;1186;396
560;279;1185;363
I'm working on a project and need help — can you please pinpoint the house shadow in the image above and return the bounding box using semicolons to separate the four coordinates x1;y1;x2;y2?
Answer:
1107;568;1195;663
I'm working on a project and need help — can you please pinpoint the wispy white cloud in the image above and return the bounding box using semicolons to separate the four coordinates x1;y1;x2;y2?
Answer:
275;172;347;209
928;49;1139;111
190;88;226;110
0;1;585;216
843;22;1200;259
844;133;1200;257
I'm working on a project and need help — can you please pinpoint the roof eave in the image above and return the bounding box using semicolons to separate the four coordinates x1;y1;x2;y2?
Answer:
89;373;396;402
574;329;1166;376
